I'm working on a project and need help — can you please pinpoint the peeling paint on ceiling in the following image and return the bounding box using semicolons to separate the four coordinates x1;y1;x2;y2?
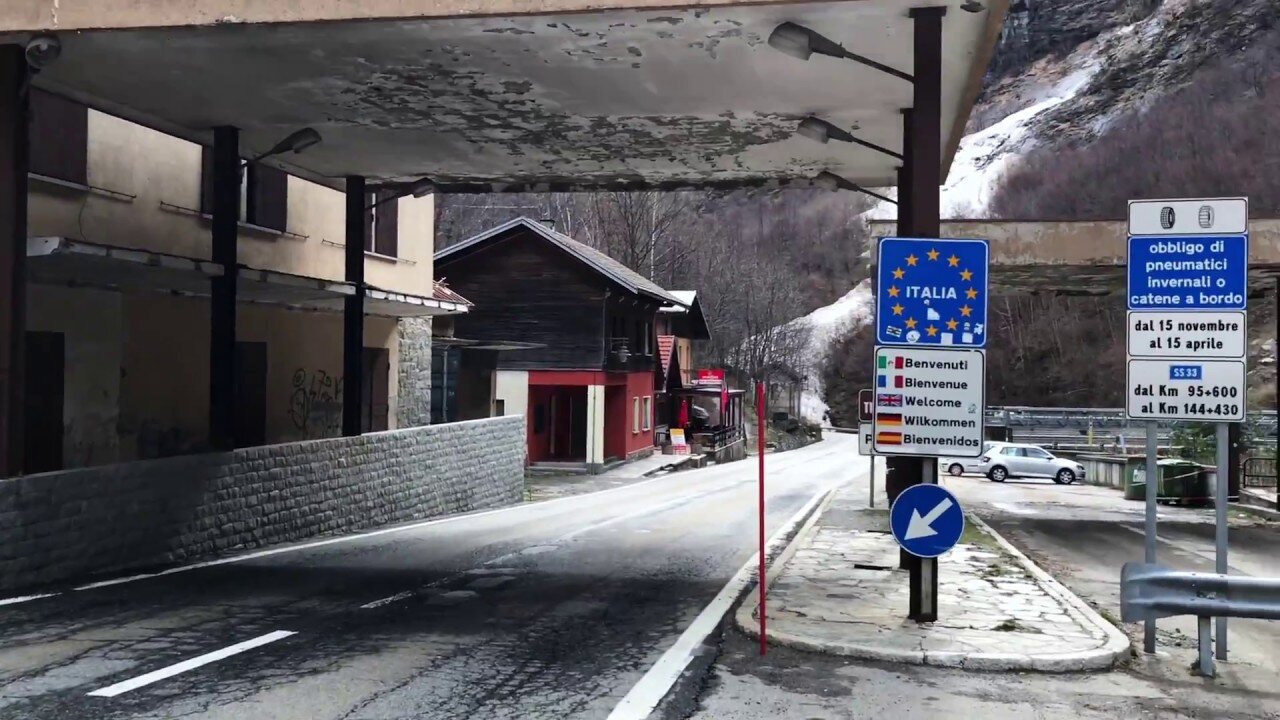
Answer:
36;1;993;191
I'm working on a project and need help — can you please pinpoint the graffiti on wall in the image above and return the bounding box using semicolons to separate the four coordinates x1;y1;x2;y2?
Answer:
288;368;344;439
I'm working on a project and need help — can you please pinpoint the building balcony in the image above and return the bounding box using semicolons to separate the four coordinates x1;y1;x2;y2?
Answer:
605;337;654;373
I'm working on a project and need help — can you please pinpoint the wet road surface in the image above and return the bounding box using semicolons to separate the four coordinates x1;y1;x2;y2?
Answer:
0;437;859;720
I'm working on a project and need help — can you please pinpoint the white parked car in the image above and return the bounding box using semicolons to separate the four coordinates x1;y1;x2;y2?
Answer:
976;443;1086;484
942;442;1010;477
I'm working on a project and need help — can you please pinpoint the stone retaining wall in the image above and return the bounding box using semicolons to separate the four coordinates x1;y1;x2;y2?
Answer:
0;416;525;593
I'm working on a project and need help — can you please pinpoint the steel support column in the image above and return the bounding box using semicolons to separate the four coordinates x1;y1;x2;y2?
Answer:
0;47;28;477
1227;421;1241;501
209;127;240;451
891;123;916;571
343;176;366;437
908;7;944;239
905;4;945;624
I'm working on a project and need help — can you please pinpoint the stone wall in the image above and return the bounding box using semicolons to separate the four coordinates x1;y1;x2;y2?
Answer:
397;316;433;428
0;416;524;593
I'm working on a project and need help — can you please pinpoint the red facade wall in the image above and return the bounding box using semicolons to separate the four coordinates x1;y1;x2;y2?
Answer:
624;371;655;457
527;385;554;463
605;385;627;461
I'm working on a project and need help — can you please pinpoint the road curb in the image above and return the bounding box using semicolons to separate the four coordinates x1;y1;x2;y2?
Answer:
736;506;1133;673
1231;500;1280;521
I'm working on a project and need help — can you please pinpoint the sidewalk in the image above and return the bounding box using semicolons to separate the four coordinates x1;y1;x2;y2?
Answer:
525;452;691;502
738;482;1131;672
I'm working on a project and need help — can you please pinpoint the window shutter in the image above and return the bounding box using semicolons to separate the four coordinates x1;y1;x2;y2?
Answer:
248;164;288;232
374;193;399;257
29;89;88;185
364;192;376;252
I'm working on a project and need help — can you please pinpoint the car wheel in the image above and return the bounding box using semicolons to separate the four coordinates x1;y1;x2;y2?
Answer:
948;463;964;477
988;466;1008;483
1056;468;1076;485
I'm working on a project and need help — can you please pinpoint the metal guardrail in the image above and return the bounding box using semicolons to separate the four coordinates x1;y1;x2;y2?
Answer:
1121;562;1280;676
1243;456;1278;488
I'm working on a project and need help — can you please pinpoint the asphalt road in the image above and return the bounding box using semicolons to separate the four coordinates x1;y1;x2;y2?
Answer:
689;467;1280;720
0;436;860;720
949;472;1280;683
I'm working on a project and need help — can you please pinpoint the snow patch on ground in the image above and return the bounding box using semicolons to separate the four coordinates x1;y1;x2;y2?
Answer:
792;279;873;422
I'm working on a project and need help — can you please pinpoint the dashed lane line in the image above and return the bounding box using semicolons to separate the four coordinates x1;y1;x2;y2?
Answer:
86;630;297;698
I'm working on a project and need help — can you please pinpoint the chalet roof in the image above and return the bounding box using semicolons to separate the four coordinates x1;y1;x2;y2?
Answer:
658;289;712;341
437;217;683;306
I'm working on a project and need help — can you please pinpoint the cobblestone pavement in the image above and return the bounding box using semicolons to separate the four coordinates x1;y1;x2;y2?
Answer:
739;485;1126;670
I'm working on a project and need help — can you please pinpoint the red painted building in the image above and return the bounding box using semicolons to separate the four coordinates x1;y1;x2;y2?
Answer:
435;218;687;472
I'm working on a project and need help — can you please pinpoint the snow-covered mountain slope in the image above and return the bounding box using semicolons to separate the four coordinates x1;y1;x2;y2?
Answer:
791;279;872;422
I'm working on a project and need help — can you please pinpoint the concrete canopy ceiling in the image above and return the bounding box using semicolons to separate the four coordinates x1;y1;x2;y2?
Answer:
25;1;1003;192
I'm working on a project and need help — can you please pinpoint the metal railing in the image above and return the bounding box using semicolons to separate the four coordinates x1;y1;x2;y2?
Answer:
1243;456;1278;488
1122;562;1280;677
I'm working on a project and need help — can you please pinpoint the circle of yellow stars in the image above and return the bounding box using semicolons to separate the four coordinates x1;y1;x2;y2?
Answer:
887;246;981;339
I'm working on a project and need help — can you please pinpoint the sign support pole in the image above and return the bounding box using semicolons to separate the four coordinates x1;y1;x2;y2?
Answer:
869;455;876;509
909;458;939;622
1143;420;1158;653
757;381;767;657
1215;421;1229;660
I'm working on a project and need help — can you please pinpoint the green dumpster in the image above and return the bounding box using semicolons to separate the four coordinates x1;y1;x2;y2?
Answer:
1127;459;1207;503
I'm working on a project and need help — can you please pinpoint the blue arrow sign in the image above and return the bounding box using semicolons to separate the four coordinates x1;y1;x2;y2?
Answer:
876;237;989;347
1127;235;1248;310
890;484;965;558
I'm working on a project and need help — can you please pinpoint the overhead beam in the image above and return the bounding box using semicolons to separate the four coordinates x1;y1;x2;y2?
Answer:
423;176;883;195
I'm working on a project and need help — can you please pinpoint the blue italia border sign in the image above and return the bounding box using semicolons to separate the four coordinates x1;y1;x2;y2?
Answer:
875;237;990;347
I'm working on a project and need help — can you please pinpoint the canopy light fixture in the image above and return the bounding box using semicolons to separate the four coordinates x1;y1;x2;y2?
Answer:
244;128;322;167
25;34;61;72
961;1;986;13
797;117;904;161
767;22;913;83
367;176;437;210
814;171;896;205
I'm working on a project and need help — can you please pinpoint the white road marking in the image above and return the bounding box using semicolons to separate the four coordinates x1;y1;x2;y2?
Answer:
0;592;59;606
87;630;296;698
359;591;414;609
606;479;843;720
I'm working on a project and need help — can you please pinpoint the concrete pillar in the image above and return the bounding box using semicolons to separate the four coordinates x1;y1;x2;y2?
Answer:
343;176;366;437
208;127;240;451
586;384;606;473
0;46;27;477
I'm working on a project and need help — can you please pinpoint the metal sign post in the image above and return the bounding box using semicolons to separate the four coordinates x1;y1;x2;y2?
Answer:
1215;422;1229;660
1144;420;1158;653
858;388;877;508
756;381;766;657
891;479;963;623
1126;197;1248;664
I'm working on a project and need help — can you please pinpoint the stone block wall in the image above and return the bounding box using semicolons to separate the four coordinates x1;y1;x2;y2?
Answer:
0;416;524;593
397;316;433;428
